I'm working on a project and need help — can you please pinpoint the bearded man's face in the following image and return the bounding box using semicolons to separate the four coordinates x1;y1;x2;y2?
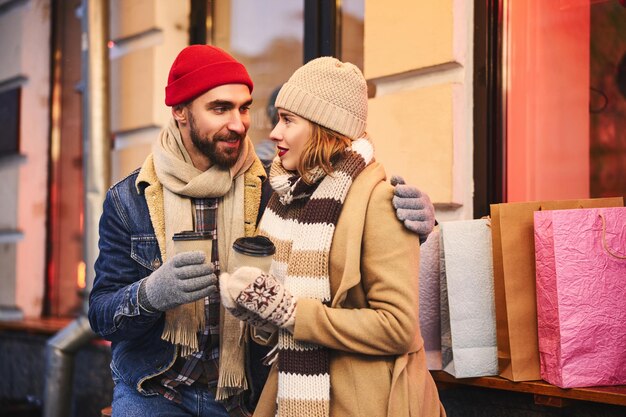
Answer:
185;84;252;168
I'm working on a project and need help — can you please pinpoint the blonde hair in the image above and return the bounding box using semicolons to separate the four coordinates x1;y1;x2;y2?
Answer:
297;123;353;184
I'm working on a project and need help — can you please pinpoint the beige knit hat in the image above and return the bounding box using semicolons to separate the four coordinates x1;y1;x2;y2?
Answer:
275;57;368;139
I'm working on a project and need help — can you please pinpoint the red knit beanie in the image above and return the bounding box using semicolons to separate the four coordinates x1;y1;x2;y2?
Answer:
164;45;253;106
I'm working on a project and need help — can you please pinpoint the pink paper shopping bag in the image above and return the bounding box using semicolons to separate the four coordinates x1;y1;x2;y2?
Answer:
534;207;626;388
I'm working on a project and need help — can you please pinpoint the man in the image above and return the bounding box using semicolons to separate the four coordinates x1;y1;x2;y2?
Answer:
88;45;435;417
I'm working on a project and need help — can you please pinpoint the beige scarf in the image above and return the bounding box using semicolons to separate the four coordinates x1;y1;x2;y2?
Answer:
152;117;257;399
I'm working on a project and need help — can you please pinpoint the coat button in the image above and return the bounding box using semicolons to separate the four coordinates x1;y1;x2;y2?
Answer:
152;259;161;269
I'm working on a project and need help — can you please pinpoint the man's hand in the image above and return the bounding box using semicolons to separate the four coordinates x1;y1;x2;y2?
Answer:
391;175;436;244
138;251;217;312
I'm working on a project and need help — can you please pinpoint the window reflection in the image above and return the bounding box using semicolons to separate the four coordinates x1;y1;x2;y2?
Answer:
339;0;364;70
589;0;626;199
505;0;626;201
212;0;304;149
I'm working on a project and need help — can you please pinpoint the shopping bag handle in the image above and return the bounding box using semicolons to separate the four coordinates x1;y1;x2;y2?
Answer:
481;215;491;228
600;214;626;260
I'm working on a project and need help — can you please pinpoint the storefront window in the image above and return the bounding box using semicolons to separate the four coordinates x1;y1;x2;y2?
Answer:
504;0;626;202
339;0;364;70
0;87;20;157
210;0;366;150
589;0;626;198
212;0;304;150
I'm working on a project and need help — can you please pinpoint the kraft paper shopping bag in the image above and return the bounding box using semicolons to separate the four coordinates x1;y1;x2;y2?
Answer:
534;207;626;388
490;197;623;381
439;219;498;378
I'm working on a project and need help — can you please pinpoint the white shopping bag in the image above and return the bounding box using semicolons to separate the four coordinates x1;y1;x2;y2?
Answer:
440;219;498;378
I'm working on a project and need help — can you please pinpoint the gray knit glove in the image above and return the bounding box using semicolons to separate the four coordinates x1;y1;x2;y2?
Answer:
138;251;217;312
221;267;297;333
391;175;436;244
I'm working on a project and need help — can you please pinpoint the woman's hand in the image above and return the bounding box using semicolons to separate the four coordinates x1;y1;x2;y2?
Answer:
220;267;297;333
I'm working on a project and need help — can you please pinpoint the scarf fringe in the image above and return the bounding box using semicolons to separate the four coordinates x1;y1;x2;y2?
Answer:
161;304;205;357
215;373;249;401
217;307;249;401
216;321;249;402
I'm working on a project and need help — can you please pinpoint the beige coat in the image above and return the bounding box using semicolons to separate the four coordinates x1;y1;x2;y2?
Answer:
253;163;445;417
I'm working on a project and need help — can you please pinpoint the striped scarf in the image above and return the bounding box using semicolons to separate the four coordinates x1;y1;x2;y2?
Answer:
259;138;374;417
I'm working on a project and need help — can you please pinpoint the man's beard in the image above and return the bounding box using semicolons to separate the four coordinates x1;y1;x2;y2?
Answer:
188;113;244;168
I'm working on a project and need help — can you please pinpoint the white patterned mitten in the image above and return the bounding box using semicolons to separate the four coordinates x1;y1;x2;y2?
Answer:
221;267;297;333
220;268;276;333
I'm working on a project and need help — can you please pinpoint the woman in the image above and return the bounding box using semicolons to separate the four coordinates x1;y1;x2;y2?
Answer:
220;57;445;417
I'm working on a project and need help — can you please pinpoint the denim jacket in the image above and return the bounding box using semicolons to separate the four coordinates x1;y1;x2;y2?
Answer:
88;154;269;396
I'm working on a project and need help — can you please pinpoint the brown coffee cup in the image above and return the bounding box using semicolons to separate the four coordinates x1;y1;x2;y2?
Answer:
172;231;212;259
231;236;276;273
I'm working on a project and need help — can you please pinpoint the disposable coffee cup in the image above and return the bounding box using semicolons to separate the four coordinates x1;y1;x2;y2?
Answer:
172;231;212;258
231;236;276;273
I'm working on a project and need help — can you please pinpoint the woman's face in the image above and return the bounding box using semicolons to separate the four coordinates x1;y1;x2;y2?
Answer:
269;109;312;171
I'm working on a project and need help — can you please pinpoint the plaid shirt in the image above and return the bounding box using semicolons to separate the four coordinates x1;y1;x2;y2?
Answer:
143;197;252;416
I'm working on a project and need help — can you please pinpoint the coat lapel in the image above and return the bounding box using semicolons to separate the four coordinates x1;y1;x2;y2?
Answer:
330;163;386;307
136;155;167;259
